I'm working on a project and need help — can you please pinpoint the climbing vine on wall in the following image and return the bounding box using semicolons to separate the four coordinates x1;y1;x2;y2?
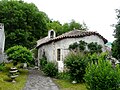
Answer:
78;40;87;51
69;40;87;51
69;40;102;53
69;42;78;50
88;42;102;54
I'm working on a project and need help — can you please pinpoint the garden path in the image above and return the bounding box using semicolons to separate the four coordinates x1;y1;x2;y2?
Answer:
23;69;59;90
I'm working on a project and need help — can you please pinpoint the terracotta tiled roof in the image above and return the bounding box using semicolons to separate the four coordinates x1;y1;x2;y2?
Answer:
37;30;108;48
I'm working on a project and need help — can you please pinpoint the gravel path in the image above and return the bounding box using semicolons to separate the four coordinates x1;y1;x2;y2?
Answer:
23;69;59;90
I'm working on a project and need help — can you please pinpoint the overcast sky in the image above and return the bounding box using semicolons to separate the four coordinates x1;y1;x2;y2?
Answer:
24;0;120;42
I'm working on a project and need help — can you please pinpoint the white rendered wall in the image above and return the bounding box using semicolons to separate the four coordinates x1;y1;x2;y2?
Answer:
38;35;106;71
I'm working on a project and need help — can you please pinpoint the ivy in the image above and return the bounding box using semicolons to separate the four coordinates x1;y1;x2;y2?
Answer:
88;42;102;54
79;40;87;51
69;42;78;50
69;40;102;54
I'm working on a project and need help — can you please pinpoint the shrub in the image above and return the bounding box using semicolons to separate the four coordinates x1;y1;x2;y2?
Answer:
40;57;47;69
86;52;108;64
31;48;38;59
64;52;88;83
84;59;120;90
42;61;58;77
6;45;33;66
86;53;99;64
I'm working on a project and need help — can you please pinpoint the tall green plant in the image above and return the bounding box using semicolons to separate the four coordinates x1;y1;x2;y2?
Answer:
84;59;120;90
86;52;108;64
64;52;88;83
40;57;47;69
42;62;58;77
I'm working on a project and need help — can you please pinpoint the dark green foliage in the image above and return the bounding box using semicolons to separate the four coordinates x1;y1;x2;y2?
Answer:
6;45;33;66
40;57;47;69
64;52;88;83
84;59;120;90
79;40;87;51
31;48;38;64
0;1;88;49
31;49;38;59
112;40;120;60
40;56;58;77
0;0;49;49
47;20;63;36
42;62;58;77
47;19;87;36
112;9;120;59
69;40;87;51
62;23;70;33
69;41;102;54
68;20;86;31
69;42;78;50
88;42;102;54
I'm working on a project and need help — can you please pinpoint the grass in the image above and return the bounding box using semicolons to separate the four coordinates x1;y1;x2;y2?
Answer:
54;79;87;90
0;63;28;90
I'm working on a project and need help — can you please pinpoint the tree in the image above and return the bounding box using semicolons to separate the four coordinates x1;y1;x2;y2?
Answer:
62;23;70;33
69;20;85;30
62;20;87;34
6;45;33;66
47;19;88;36
42;61;58;77
112;9;120;59
0;0;50;49
47;20;62;35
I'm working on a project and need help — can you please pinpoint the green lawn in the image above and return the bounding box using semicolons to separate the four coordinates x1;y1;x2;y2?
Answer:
0;63;28;90
53;79;87;90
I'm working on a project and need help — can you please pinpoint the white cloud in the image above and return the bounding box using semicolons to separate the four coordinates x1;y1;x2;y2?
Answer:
24;0;120;42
